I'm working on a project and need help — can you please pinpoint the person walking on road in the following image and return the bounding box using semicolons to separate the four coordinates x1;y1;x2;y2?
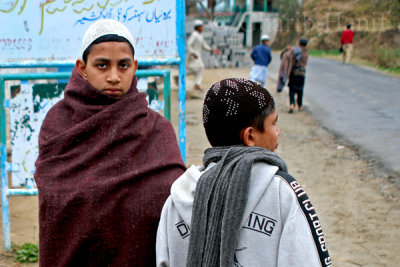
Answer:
249;34;272;87
34;19;185;266
187;19;220;91
277;38;309;113
340;24;354;64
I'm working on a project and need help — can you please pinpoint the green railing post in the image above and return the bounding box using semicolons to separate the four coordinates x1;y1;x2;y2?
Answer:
163;71;171;121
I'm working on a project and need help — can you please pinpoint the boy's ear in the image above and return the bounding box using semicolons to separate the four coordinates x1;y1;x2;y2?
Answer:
242;126;256;147
133;59;138;75
76;59;88;80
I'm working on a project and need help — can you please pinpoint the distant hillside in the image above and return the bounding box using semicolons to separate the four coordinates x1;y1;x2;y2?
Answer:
272;0;400;70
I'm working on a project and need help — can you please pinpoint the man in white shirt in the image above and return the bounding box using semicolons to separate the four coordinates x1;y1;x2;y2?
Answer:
187;20;220;91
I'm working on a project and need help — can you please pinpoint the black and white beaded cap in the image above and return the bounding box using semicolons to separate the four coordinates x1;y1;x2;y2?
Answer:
203;78;273;125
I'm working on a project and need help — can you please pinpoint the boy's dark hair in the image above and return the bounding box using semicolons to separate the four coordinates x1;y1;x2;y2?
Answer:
82;34;135;63
203;78;275;147
346;24;351;29
299;38;308;47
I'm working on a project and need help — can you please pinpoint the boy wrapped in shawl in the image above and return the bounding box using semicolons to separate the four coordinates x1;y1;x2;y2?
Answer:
34;20;185;266
277;41;309;93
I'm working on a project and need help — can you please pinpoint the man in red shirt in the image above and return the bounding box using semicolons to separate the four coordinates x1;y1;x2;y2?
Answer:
340;24;354;64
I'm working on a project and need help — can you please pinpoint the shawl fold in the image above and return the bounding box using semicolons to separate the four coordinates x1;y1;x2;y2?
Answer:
34;68;185;267
187;146;287;267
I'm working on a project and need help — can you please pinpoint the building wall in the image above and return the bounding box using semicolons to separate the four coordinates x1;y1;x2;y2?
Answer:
231;0;279;12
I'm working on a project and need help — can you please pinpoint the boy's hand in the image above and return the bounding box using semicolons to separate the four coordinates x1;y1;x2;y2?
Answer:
213;49;221;55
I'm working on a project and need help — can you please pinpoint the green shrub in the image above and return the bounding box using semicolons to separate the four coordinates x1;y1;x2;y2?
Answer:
376;48;400;68
308;49;341;56
12;243;39;263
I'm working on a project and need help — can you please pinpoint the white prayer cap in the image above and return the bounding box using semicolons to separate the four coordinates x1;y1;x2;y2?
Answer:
194;19;204;28
261;34;270;41
81;19;135;55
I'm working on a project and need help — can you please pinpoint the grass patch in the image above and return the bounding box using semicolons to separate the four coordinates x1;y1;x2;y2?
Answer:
375;48;400;69
12;243;39;263
309;49;400;77
308;49;341;56
374;65;400;75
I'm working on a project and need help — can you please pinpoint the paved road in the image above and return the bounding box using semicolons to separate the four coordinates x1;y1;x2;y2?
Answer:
269;53;400;174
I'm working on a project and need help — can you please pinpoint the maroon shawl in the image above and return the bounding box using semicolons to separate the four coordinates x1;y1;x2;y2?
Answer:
34;68;185;267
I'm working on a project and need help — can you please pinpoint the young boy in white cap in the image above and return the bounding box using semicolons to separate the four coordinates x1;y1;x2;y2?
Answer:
250;34;272;87
187;19;220;91
156;78;331;267
34;19;185;266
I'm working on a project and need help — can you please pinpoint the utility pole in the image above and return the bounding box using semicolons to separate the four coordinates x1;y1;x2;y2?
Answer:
208;0;215;21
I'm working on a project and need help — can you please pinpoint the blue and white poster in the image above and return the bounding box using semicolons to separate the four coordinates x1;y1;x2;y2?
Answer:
0;0;177;60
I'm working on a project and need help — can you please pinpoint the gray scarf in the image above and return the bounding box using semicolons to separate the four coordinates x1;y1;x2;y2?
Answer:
187;146;288;267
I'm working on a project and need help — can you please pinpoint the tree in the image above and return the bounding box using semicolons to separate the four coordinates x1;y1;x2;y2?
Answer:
387;0;400;30
278;0;302;32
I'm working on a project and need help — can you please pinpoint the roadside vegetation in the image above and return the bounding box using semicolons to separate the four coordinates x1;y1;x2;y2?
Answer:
12;243;38;264
273;0;400;75
307;49;400;75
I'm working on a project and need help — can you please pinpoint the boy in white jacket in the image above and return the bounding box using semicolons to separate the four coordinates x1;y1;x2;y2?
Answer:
156;78;331;267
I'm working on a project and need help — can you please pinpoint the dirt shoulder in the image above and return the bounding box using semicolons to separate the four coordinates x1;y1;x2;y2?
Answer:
1;67;399;266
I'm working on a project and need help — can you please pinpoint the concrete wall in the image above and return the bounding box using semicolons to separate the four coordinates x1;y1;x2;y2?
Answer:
246;12;280;46
186;12;279;68
186;19;253;68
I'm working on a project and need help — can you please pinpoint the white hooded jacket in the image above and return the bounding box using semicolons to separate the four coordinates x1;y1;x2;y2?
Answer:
156;163;331;267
